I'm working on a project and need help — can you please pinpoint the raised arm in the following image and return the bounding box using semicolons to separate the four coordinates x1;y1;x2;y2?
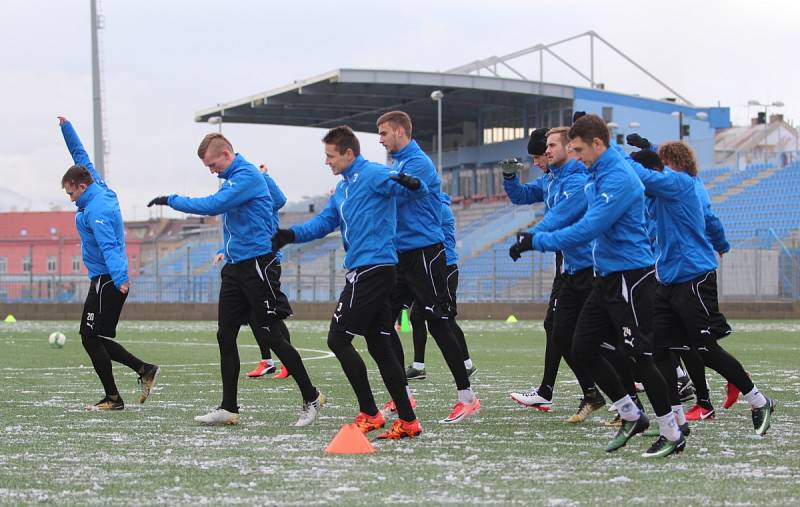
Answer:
58;117;105;186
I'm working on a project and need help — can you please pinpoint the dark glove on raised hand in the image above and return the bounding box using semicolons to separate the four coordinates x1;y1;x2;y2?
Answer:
147;196;169;207
499;158;525;179
390;172;422;190
572;111;587;124
271;228;295;251
626;133;652;151
630;149;664;171
508;231;534;261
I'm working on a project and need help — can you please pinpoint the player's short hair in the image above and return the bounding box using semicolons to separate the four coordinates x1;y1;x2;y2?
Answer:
323;126;361;157
568;114;609;147
61;165;94;187
658;141;698;177
197;133;234;159
546;126;570;147
376;111;413;136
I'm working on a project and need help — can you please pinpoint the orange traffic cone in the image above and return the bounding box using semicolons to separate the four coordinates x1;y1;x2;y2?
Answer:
324;424;377;454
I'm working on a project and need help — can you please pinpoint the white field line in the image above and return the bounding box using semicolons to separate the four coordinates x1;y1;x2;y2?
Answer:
0;345;335;372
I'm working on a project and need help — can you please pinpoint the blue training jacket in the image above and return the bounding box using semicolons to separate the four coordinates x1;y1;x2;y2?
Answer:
533;146;655;276
440;193;458;265
60;121;129;288
626;157;718;284
216;172;286;262
503;171;554;208
525;159;594;274
291;155;428;270
169;154;274;263
389;140;444;252
694;177;730;254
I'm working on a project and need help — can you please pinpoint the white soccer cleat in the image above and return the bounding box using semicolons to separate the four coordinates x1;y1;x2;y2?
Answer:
295;392;325;427
510;388;553;412
194;408;240;425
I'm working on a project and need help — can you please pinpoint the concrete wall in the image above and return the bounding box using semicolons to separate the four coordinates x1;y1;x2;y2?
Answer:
3;301;799;322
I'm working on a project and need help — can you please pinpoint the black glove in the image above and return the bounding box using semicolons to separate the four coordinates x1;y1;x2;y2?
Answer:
390;172;422;190
626;133;652;151
271;228;295;251
147;196;169;207
630;149;664;171
572;111;587;124
508;231;533;262
499;158;525;180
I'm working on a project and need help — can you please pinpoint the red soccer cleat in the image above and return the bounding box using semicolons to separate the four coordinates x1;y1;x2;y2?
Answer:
272;364;290;379
442;398;481;423
246;360;275;378
723;382;741;409
379;394;417;418
376;418;422;440
685;404;715;421
353;411;386;434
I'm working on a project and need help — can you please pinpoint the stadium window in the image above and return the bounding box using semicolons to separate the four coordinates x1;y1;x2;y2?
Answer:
515;128;523;139
47;256;57;273
22;256;31;273
0;256;6;273
72;256;81;272
602;107;613;123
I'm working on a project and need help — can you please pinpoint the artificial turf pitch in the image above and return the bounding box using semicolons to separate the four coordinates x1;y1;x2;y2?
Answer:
1;319;798;505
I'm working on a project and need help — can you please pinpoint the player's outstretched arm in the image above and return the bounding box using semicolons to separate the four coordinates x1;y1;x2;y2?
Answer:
503;171;545;205
378;170;429;200
58;116;104;185
290;198;341;244
533;173;589;234
534;175;637;253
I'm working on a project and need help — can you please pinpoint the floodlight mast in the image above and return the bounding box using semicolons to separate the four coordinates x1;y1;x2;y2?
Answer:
446;31;693;106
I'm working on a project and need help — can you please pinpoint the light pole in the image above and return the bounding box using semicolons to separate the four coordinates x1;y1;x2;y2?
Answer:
606;122;619;144
748;100;784;164
208;116;223;133
670;110;708;141
671;111;684;140
431;90;444;177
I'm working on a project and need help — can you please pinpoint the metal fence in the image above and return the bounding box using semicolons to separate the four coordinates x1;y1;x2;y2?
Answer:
3;241;798;304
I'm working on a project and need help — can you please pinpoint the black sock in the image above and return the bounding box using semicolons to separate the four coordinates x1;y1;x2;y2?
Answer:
328;328;378;415
366;331;415;422
410;306;428;364
216;326;241;412
81;333;120;397
427;319;470;390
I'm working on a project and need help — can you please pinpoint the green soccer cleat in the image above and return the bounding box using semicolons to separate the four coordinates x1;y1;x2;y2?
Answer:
606;413;649;452
642;434;686;458
751;397;775;436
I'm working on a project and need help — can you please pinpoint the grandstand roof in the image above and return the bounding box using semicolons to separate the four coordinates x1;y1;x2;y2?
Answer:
194;68;574;137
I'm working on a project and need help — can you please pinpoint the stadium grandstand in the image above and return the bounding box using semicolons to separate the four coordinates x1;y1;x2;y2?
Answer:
1;32;798;304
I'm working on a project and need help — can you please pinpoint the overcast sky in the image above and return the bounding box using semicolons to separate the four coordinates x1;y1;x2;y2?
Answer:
1;0;797;220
